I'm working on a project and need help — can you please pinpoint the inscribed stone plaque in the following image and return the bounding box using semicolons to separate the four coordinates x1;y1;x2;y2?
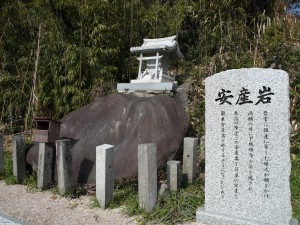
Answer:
197;68;297;225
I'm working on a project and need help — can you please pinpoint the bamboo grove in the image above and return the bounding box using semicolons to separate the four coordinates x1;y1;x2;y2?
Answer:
0;0;299;146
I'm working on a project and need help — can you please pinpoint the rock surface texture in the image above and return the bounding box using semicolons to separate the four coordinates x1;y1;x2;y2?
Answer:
26;93;189;183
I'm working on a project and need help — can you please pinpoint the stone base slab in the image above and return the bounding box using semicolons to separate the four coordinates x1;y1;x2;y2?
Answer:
130;74;175;83
0;212;31;225
196;207;298;225
117;82;177;92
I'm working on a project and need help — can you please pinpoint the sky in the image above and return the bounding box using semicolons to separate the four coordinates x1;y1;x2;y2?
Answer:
287;2;300;16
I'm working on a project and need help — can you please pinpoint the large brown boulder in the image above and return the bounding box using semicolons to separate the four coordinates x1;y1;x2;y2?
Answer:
26;93;189;184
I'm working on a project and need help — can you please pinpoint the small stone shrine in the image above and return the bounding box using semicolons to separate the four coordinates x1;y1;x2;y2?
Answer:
197;68;298;225
117;35;182;93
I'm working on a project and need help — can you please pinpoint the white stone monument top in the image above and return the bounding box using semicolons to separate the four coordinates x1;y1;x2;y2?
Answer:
197;68;298;225
130;35;182;84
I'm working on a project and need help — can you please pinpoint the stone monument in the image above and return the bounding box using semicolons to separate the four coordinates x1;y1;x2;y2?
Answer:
117;35;182;93
197;68;298;225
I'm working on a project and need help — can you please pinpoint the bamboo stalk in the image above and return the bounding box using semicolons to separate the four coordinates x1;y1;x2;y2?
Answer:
25;23;42;130
32;24;42;108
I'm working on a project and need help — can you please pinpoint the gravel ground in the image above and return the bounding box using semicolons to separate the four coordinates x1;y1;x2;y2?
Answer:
0;181;137;225
0;181;200;225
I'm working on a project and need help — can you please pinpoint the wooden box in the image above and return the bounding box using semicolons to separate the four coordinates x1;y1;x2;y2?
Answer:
33;117;60;143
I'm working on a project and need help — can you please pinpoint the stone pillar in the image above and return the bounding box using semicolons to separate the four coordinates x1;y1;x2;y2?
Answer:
200;135;205;161
182;137;198;184
155;52;159;79
138;53;143;79
138;143;157;212
0;134;4;172
167;160;181;192
96;144;115;209
37;143;53;189
56;139;73;195
13;135;26;182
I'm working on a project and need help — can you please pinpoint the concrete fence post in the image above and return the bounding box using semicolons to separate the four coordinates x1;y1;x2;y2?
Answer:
0;134;4;172
56;139;73;195
37;143;54;189
96;144;115;209
138;143;157;212
167;160;181;192
200;135;205;161
182;137;198;184
13;135;26;182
